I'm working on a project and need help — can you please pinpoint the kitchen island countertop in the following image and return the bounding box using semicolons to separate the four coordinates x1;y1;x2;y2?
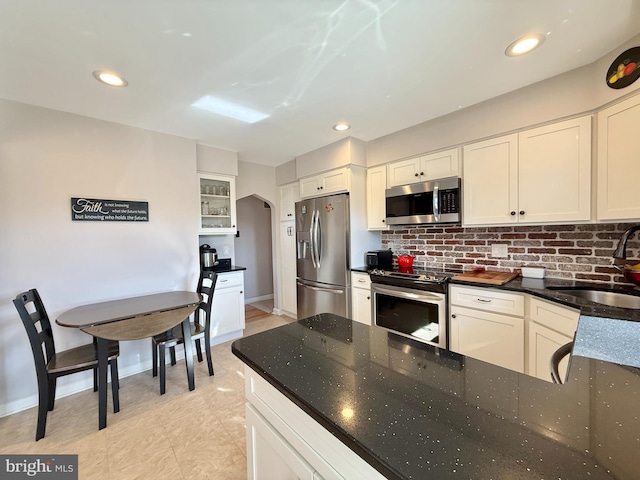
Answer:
232;313;639;479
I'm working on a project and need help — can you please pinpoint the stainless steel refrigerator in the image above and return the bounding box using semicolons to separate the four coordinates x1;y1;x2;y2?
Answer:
296;193;350;319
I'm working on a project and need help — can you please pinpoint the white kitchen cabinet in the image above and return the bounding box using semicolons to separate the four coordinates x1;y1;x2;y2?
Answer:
350;272;371;325
246;404;317;480
245;366;385;480
198;172;237;235
449;285;525;373
279;182;300;221
299;167;350;199
210;271;245;342
597;93;640;220
463;116;591;226
279;221;297;317
526;297;579;382
387;147;460;187
365;165;388;230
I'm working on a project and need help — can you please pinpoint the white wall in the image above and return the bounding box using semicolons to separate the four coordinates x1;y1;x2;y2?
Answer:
0;99;199;415
235;196;273;301
367;33;640;166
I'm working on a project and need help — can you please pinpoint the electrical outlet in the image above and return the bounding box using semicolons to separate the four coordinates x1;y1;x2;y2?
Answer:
491;244;509;258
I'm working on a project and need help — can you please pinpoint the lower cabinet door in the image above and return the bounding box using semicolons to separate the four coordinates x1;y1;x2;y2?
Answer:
211;284;245;338
450;306;524;372
527;321;573;382
246;404;316;480
351;287;372;325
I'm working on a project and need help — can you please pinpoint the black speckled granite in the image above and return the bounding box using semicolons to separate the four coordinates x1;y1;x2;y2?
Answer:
232;314;639;479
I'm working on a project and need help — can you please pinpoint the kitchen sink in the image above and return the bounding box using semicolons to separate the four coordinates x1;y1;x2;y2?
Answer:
549;288;640;309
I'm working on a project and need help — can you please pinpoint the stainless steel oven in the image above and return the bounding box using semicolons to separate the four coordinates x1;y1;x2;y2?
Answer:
370;270;450;348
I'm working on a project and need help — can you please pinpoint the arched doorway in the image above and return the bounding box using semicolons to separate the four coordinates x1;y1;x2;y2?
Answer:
234;194;274;312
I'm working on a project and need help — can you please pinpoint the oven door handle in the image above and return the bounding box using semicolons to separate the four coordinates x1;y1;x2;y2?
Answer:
372;284;445;301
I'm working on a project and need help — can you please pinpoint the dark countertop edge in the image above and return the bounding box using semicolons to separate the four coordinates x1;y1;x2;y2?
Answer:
231;342;402;480
203;265;246;273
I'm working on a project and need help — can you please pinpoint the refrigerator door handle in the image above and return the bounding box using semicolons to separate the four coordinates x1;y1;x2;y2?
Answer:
296;281;344;295
314;209;322;268
309;210;317;268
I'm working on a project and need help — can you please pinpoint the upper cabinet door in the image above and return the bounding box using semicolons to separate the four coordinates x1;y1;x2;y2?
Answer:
198;173;237;235
518;116;591;223
462;134;519;226
366;165;388;230
419;148;460;181
597;94;640;221
387;157;421;187
279;182;300;221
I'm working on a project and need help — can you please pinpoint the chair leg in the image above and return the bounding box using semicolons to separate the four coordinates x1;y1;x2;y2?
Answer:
110;359;120;414
204;335;214;376
93;367;98;392
35;375;50;441
47;378;56;411
195;338;203;363
169;346;176;366
152;340;158;378
159;344;166;395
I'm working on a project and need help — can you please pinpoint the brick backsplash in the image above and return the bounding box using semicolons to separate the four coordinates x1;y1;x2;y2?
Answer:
381;223;640;285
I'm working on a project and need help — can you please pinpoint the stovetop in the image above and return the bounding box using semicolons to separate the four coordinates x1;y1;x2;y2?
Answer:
368;267;459;292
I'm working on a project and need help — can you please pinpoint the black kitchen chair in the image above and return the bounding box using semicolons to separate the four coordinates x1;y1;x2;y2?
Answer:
549;341;574;384
151;271;217;394
13;288;120;441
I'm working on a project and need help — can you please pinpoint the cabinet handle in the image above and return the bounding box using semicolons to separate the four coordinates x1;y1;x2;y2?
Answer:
414;173;419;177
420;172;424;176
476;298;492;303
519;210;525;215
451;314;456;318
366;296;370;300
240;291;243;294
510;211;516;216
382;219;385;223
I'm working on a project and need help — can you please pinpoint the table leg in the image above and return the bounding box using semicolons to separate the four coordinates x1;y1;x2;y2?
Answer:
181;318;195;390
96;337;109;429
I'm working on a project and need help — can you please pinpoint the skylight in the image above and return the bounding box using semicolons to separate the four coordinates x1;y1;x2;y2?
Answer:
191;95;269;123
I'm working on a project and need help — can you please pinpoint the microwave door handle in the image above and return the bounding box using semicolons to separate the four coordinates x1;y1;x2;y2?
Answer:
433;183;440;221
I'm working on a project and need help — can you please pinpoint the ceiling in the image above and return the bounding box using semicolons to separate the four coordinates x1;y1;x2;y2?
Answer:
2;1;640;167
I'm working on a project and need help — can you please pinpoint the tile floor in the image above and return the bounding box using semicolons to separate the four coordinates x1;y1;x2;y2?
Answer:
0;307;295;480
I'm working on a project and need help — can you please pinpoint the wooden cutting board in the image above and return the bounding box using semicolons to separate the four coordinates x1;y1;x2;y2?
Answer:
451;270;519;285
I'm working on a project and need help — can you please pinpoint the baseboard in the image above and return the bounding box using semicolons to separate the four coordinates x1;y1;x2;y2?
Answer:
0;330;244;418
245;293;274;304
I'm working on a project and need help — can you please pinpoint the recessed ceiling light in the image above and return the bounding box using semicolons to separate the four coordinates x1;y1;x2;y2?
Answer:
505;34;546;57
92;70;128;87
332;123;351;132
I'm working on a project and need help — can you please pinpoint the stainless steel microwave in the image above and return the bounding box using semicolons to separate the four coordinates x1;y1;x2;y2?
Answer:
385;176;461;225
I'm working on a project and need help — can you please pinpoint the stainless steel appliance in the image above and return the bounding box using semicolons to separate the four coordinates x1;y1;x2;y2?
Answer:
296;194;350;319
370;269;453;348
385;176;461;225
200;244;218;269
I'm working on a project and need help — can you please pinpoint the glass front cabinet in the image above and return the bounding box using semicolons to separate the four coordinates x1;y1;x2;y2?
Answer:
198;173;237;235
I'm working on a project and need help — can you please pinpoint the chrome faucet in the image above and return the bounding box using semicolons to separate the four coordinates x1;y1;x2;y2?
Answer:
612;224;640;259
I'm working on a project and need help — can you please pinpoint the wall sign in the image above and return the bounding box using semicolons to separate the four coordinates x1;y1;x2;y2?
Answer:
606;47;640;89
71;198;149;222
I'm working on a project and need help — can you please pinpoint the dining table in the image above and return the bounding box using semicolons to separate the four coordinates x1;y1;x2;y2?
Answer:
56;290;201;430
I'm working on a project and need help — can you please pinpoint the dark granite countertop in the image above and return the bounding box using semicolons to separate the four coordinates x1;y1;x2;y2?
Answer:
202;265;246;273
232;314;639;479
